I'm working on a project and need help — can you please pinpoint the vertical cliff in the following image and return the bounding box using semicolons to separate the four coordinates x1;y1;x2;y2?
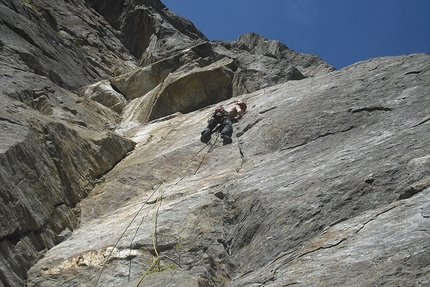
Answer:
1;0;429;286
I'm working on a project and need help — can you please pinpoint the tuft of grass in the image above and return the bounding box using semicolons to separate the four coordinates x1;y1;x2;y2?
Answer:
40;6;58;28
147;258;178;274
22;0;58;29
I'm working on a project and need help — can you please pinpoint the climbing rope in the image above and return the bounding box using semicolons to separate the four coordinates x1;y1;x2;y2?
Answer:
95;134;220;287
133;133;220;286
133;190;163;287
194;131;220;174
94;183;161;286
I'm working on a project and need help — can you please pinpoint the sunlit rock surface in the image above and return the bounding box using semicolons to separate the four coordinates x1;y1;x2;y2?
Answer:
0;0;429;286
28;53;430;287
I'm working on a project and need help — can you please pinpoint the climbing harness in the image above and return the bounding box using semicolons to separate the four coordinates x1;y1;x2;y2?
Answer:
95;134;220;287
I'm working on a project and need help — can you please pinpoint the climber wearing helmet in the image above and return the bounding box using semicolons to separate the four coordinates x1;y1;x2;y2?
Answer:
228;101;247;119
200;101;247;145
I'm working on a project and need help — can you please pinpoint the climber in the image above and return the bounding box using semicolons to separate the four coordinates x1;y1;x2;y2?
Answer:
200;101;247;145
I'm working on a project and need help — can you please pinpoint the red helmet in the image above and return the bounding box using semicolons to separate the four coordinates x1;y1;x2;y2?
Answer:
237;101;247;111
215;106;224;113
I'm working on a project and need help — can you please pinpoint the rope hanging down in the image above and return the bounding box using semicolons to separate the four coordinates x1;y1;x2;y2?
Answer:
133;133;220;287
95;133;220;287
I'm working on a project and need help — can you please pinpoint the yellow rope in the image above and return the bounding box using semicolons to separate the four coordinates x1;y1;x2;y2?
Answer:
133;188;163;287
152;192;161;259
95;131;219;287
133;140;215;287
133;257;159;287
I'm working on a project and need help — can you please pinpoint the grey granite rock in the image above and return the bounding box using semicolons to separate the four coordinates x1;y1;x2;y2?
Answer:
1;0;429;286
25;53;430;287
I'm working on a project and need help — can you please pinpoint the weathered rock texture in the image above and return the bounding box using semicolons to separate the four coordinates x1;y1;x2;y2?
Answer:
24;52;430;287
213;32;335;96
0;0;429;286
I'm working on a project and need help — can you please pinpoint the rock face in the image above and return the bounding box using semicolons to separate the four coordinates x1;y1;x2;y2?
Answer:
213;32;334;96
24;53;430;287
0;0;429;286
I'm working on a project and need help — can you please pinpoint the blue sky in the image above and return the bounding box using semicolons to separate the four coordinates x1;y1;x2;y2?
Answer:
161;0;430;69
